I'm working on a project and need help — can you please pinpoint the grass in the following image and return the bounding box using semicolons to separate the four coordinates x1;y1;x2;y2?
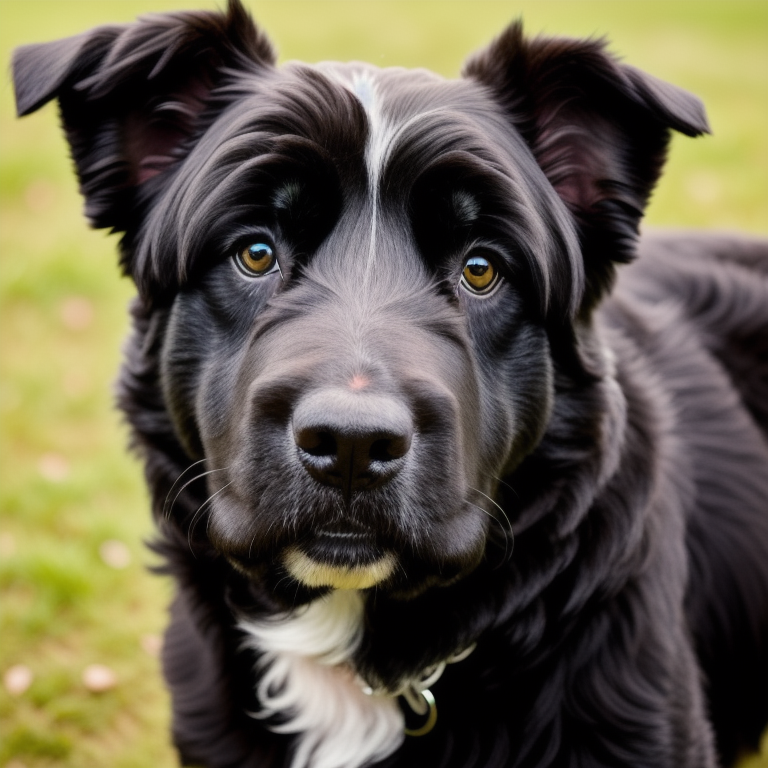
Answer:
0;1;766;766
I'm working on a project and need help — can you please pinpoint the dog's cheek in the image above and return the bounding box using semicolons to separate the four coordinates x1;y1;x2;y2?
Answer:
495;325;555;474
159;289;251;462
465;296;555;480
160;304;209;460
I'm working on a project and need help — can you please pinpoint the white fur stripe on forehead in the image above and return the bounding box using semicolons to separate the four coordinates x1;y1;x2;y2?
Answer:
351;71;388;277
334;69;441;278
317;66;386;277
350;72;392;192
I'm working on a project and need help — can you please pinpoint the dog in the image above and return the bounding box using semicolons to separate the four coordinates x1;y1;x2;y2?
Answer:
13;2;768;766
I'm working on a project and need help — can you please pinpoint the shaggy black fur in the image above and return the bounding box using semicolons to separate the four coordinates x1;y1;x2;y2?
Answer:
13;3;768;767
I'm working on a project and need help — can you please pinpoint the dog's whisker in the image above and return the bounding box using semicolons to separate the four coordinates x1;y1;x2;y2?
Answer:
186;481;233;553
466;485;515;563
483;472;519;499
166;467;231;521
465;499;511;565
467;486;514;537
162;458;208;518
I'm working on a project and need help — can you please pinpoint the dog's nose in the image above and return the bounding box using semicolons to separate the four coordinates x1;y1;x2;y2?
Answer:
292;389;413;497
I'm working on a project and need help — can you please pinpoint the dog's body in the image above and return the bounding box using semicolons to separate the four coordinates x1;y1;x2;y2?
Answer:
13;3;768;767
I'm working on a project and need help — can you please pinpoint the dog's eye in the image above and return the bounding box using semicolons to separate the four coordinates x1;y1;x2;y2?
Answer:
235;243;280;277
461;254;499;295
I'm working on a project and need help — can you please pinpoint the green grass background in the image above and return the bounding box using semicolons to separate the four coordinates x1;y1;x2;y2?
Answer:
0;1;766;766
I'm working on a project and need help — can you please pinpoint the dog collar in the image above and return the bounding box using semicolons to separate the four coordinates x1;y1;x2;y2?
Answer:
360;643;476;737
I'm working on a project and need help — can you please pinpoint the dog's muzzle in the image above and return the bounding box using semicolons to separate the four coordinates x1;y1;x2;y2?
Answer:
284;387;413;589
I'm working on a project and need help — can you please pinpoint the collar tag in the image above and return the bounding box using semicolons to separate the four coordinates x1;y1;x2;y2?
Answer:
398;642;477;738
401;688;437;736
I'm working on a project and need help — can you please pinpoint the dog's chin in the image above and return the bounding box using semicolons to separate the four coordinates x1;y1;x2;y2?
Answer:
274;526;394;589
223;527;395;588
223;525;484;602
282;545;396;590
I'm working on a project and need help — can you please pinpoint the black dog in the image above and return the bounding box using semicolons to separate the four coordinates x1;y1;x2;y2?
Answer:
13;2;768;766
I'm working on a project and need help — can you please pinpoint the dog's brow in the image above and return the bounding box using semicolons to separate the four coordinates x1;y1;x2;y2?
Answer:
452;191;480;223
273;182;303;210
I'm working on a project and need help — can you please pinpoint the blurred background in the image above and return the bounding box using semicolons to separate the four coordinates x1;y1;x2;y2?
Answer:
0;1;766;766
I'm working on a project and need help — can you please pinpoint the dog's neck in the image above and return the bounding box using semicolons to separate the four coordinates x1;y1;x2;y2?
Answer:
240;590;400;768
239;589;474;768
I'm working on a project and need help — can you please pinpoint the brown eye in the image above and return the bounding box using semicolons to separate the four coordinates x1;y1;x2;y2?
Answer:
235;243;279;277
461;254;499;295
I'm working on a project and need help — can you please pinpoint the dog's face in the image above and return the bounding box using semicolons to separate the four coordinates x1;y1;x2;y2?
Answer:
156;62;569;600
13;1;707;606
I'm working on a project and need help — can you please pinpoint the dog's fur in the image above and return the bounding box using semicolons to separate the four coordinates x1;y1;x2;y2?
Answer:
13;2;768;766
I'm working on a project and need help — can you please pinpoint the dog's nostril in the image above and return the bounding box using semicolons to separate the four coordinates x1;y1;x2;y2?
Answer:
369;438;392;463
296;429;337;458
370;435;410;463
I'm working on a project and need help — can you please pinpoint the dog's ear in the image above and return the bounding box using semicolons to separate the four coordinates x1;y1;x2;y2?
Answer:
464;22;710;309
12;0;274;231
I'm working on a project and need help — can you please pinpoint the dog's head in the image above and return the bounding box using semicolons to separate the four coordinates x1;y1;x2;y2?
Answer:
14;1;708;604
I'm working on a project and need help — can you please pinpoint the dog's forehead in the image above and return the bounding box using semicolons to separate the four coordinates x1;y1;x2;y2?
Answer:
232;58;518;199
313;61;501;180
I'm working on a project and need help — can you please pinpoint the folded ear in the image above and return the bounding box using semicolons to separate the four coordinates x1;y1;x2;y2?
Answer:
13;0;274;231
464;22;710;310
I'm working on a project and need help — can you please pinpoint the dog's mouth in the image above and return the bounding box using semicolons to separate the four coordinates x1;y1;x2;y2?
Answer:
282;524;396;590
222;519;399;591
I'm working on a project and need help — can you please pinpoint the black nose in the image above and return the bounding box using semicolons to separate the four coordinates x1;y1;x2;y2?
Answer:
292;389;413;498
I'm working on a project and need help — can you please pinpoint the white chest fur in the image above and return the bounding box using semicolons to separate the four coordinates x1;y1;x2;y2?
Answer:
239;590;404;768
